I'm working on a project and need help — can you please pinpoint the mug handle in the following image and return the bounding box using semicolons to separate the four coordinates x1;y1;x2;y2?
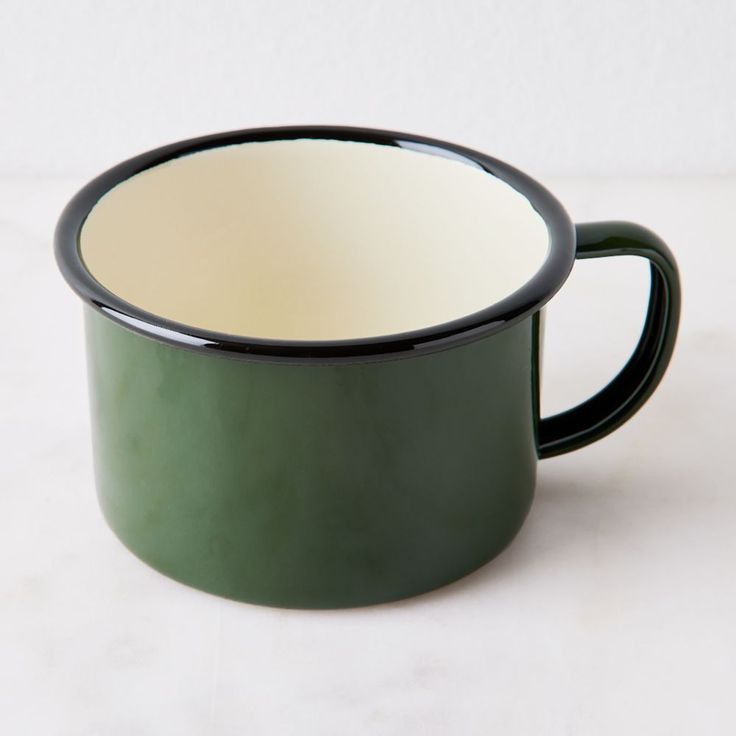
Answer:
538;221;681;459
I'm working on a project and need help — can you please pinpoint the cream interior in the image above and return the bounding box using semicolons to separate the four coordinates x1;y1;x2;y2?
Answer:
80;139;550;341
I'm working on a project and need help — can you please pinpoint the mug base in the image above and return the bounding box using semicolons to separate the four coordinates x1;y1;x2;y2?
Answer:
99;497;532;610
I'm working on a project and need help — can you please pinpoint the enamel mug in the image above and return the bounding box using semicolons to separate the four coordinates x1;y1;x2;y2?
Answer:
55;127;680;608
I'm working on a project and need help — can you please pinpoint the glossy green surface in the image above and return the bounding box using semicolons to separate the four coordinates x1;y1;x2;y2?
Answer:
85;308;538;608
539;221;681;457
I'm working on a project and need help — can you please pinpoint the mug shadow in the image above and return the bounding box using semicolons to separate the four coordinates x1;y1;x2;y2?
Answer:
372;464;648;612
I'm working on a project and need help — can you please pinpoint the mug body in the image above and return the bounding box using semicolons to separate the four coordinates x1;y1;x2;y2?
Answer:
57;126;578;608
85;307;541;608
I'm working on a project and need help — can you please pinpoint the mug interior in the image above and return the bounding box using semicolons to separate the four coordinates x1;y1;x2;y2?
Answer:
79;138;550;341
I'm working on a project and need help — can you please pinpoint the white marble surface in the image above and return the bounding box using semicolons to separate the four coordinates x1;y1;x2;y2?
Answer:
1;176;734;734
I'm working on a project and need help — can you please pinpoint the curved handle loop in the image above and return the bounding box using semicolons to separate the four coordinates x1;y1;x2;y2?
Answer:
538;221;681;459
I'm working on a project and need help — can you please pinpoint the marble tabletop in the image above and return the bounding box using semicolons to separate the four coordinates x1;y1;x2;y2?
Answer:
1;175;734;735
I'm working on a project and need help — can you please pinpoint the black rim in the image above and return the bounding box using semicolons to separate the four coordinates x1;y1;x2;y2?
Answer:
55;125;576;364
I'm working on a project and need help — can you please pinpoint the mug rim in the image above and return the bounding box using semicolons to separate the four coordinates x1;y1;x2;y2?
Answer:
55;125;576;363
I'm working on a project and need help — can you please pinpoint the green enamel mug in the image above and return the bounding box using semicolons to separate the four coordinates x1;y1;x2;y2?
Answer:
55;126;680;608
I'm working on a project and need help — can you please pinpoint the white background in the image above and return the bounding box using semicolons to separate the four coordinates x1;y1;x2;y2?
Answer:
1;2;735;734
2;0;735;177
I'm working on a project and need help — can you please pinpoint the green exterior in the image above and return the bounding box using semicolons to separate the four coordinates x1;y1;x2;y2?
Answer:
84;308;539;608
55;127;680;608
